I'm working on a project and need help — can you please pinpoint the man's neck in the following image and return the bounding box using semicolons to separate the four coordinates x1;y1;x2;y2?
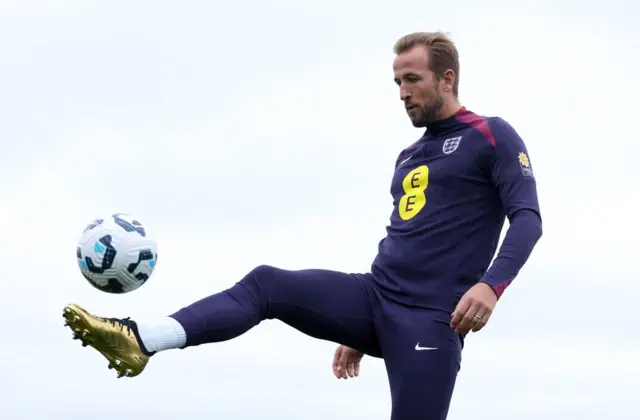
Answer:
436;100;462;121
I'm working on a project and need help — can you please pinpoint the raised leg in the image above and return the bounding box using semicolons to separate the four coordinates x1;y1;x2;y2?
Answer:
170;265;382;356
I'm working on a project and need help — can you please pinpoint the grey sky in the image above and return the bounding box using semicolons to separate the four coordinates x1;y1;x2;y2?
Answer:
1;1;639;419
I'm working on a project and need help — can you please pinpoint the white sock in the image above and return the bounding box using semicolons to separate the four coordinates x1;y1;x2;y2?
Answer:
136;317;187;353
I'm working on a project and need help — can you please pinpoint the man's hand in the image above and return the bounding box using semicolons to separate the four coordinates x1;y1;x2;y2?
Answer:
332;345;364;379
450;282;497;334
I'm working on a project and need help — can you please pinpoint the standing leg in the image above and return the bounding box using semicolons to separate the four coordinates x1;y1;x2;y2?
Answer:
378;304;463;420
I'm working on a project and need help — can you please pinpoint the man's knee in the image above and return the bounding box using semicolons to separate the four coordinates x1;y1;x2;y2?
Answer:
241;265;281;288
235;265;285;306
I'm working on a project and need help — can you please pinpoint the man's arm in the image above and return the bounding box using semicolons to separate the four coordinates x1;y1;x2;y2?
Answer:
479;117;543;299
481;208;542;298
450;117;542;334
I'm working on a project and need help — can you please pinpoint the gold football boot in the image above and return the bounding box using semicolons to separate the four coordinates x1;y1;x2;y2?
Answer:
62;304;150;378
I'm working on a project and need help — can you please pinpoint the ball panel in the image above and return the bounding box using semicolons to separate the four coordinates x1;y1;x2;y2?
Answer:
112;213;146;237
84;234;117;274
83;218;104;233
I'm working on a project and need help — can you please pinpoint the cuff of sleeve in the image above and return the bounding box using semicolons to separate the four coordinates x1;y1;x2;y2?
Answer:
480;277;514;299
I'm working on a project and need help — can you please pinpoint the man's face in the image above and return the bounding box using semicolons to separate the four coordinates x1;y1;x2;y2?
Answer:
393;45;444;127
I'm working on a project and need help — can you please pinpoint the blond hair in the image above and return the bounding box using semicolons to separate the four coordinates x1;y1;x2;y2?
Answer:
393;31;460;97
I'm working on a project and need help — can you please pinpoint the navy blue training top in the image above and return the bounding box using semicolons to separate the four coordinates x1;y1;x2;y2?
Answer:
371;106;542;312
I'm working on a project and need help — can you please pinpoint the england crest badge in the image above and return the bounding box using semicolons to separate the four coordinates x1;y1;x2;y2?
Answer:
442;136;462;154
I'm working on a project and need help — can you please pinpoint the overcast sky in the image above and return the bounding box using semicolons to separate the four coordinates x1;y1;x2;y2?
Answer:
1;1;639;419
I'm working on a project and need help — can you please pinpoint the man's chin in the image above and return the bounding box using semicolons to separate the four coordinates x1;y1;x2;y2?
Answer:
409;117;428;128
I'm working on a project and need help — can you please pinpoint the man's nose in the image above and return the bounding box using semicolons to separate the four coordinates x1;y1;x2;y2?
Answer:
400;85;411;101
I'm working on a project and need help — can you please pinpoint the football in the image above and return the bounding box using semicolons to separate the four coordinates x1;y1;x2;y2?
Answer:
76;213;158;294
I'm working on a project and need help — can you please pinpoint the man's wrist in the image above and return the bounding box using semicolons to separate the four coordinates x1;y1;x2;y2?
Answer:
478;277;512;299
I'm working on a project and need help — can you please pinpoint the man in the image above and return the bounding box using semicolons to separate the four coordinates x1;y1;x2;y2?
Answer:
62;31;542;420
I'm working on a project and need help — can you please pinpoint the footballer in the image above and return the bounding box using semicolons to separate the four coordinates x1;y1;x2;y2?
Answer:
62;31;542;420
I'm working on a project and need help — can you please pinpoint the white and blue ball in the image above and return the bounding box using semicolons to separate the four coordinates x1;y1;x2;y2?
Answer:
76;213;158;294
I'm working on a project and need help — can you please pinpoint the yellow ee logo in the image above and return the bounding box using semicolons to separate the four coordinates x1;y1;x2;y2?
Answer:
399;165;429;221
